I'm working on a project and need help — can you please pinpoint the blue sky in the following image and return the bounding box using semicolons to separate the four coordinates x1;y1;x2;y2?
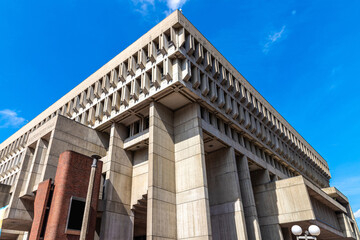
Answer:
1;0;360;223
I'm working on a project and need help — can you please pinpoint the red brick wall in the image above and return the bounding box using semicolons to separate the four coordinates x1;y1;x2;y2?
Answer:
29;179;52;240
33;151;102;240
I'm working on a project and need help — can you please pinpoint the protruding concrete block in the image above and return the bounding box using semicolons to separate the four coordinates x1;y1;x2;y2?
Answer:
103;97;112;117
79;91;87;108
95;102;104;121
128;56;136;76
181;59;191;82
212;59;220;78
119;62;127;82
186;34;195;55
163;58;173;81
66;100;73;117
94;80;102;98
72;95;80;113
86;85;95;104
138;48;147;70
170;27;176;45
152;65;161;88
87;106;96;126
210;81;218;102
178;27;185;48
217;88;225;108
191;67;200;89
148;41;157;63
159;33;169;55
232;99;239;119
225;94;232;114
110;68;119;87
141;72;150;94
219;66;227;85
201;74;210;96
131;80;140;100
102;74;110;94
112;90;121;111
121;86;130;106
195;42;204;64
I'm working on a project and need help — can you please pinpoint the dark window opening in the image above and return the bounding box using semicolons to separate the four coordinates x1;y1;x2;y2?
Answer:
133;121;140;135
224;123;228;136
67;197;85;231
143;116;150;130
40;185;54;239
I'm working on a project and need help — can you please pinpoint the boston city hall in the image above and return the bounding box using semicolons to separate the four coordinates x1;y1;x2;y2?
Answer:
0;10;359;240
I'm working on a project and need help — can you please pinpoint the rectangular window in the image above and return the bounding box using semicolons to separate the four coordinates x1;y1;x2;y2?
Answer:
66;197;86;232
143;116;150;130
133;120;140;135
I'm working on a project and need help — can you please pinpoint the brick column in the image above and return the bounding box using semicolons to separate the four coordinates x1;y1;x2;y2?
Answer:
147;102;176;239
44;151;102;240
174;103;212;240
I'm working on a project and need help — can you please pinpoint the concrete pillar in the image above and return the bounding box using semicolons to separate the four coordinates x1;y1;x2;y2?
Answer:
259;224;284;240
250;168;281;240
174;103;212;240
100;123;133;240
251;169;271;187
23;139;48;195
237;155;262;240
206;147;248;240
147;102;176;239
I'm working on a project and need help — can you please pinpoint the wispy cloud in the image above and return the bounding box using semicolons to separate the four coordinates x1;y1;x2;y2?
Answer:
131;0;188;17
355;209;360;219
131;0;155;16
263;25;286;54
0;109;26;128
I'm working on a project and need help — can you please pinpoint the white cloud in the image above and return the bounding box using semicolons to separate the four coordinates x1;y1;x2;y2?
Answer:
263;25;286;54
0;109;26;128
166;0;187;10
131;0;188;16
355;209;360;218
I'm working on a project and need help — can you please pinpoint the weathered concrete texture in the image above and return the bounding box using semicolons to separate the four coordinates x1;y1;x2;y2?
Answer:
100;123;134;240
237;155;262;240
206;147;248;240
0;10;359;240
174;103;212;240
0;184;11;207
147;102;177;239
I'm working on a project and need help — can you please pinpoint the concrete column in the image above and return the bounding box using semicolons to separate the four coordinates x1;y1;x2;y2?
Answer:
259;224;284;240
100;123;133;240
23;139;48;196
237;155;262;240
147;102;176;239
174;103;212;240
251;169;271;187
206;147;248;240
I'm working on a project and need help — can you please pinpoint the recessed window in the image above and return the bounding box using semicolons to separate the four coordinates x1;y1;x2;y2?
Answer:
143;116;150;130
67;197;85;231
133;121;140;135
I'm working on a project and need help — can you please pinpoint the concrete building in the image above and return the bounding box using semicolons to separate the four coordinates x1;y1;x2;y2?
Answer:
0;10;359;240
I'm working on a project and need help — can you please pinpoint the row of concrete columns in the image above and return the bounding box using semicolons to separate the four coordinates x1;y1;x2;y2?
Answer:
102;102;276;240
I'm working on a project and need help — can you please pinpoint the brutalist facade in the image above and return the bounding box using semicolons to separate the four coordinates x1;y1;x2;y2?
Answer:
0;10;359;240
